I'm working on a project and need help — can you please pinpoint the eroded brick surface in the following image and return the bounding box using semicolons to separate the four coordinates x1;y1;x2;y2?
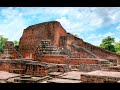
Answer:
17;21;120;64
0;21;120;81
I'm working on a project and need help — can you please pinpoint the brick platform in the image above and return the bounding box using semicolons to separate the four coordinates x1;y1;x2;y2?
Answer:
81;70;120;83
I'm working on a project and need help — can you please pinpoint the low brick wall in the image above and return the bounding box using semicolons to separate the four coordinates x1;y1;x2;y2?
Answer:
79;64;101;72
107;66;120;72
9;69;25;74
69;63;110;72
0;59;70;76
0;61;26;72
23;53;35;59
25;63;69;76
25;64;48;76
0;62;12;71
41;55;67;64
68;58;99;65
80;74;120;83
41;54;100;65
69;64;102;72
84;42;120;64
0;60;49;76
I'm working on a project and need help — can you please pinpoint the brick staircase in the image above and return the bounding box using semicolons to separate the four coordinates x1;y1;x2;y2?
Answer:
72;42;99;58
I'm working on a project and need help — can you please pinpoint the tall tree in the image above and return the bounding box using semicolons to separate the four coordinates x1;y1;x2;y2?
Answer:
0;35;8;53
99;36;116;52
115;41;120;54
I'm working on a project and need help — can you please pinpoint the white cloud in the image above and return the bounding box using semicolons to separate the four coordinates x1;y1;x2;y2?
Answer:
87;34;97;40
1;7;120;45
0;7;28;41
104;32;115;37
85;32;116;46
91;40;102;46
56;17;82;33
0;31;5;36
115;38;120;42
116;25;120;31
56;9;103;36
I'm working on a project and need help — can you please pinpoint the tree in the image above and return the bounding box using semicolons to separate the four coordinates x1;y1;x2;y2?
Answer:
13;40;19;47
0;35;8;53
99;36;116;52
115;41;120;54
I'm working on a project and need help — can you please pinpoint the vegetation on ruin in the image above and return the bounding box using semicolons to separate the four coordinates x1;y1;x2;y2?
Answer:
0;35;8;53
13;40;19;47
100;36;116;52
115;41;120;54
99;36;120;54
0;35;19;53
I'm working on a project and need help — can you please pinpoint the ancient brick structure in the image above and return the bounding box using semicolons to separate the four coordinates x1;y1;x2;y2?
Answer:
39;40;60;54
1;41;22;59
19;21;67;59
80;70;120;83
41;55;67;64
0;60;26;72
107;66;120;72
18;21;120;65
0;59;69;76
83;42;120;64
1;21;120;81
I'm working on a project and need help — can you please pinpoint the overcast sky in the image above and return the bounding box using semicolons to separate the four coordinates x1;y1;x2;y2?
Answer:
0;7;120;46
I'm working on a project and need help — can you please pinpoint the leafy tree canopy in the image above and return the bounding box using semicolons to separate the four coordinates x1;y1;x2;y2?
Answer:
13;40;19;47
100;36;116;52
0;35;8;53
115;41;120;54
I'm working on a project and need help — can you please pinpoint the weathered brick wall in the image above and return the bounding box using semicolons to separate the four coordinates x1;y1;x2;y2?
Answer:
0;59;69;76
11;49;22;59
0;62;25;72
0;60;49;76
68;58;99;65
84;42;120;64
0;60;29;73
107;66;120;72
25;65;48;76
3;41;22;59
70;51;95;58
25;64;68;76
65;33;76;50
22;53;35;59
19;21;67;58
80;74;120;83
9;69;25;74
40;54;101;65
56;64;70;72
65;33;84;51
69;63;110;72
41;55;67;64
0;62;11;71
79;64;101;72
17;20;120;66
70;64;101;72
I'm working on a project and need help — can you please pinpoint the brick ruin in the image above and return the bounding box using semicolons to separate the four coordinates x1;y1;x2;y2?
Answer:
80;70;120;83
17;21;120;65
1;41;22;59
0;21;120;83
